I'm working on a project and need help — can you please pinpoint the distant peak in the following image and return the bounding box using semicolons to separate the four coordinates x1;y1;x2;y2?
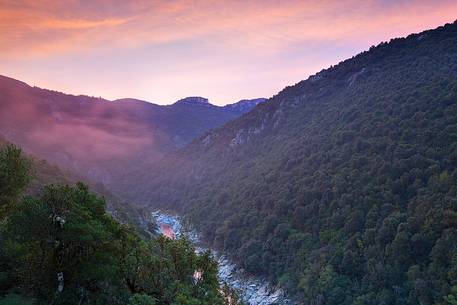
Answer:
174;96;211;106
222;98;267;114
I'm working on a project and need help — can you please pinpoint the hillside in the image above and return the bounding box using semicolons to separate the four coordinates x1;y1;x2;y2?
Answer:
113;96;263;148
0;135;80;193
0;135;143;227
133;21;457;304
0;77;263;189
0;144;234;305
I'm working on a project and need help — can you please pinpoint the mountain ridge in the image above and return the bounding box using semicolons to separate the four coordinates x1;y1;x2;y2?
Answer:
129;21;457;305
0;75;265;192
0;74;265;109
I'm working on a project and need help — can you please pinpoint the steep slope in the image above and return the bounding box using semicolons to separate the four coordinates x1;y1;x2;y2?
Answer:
222;98;267;114
113;96;264;148
135;22;457;304
0;134;81;193
0;135;143;227
0;77;264;190
0;144;233;305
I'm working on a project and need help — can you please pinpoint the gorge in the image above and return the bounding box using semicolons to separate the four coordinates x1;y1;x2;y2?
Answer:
151;211;295;305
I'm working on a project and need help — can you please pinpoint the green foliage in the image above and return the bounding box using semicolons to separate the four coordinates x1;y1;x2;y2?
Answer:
0;144;31;217
0;294;35;305
137;21;457;304
4;183;120;302
129;294;157;305
0;146;236;305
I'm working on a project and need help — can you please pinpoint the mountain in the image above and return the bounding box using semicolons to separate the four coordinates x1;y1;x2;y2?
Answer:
112;96;264;148
222;98;267;114
132;21;457;304
0;76;264;189
173;96;212;107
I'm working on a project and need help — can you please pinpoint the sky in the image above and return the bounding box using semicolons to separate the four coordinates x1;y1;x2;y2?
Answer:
0;0;456;105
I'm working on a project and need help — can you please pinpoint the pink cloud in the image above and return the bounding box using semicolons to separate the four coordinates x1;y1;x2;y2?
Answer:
1;0;456;59
1;0;456;105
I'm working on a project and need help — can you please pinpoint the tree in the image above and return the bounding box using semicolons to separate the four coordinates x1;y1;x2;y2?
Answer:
0;144;31;219
0;144;240;305
4;183;122;303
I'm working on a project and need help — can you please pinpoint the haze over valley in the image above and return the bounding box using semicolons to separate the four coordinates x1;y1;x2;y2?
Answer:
1;2;457;305
0;75;264;188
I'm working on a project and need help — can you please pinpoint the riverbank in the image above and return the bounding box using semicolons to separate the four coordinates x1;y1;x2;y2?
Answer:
151;211;296;305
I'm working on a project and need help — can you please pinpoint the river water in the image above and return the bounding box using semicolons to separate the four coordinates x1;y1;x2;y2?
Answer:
151;211;296;305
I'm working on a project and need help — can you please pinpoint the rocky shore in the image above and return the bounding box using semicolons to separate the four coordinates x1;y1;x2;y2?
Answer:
150;211;295;305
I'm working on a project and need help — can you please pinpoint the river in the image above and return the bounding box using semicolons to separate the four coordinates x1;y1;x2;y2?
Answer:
151;211;296;305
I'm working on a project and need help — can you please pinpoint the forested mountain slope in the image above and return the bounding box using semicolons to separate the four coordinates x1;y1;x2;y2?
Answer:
0;135;142;227
134;21;457;305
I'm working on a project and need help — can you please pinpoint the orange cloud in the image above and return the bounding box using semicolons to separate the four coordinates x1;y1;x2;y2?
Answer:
1;0;457;105
1;0;456;59
40;17;128;30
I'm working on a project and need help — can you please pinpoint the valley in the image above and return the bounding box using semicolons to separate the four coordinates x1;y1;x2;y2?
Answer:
128;21;457;304
151;211;295;305
0;75;265;190
1;12;457;305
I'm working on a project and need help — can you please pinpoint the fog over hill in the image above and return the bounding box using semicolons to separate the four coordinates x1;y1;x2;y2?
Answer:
0;75;264;188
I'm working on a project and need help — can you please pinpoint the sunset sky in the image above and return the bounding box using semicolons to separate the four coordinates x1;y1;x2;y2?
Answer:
1;0;456;105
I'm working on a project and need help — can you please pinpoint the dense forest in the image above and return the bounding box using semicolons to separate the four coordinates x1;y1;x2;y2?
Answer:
0;144;241;305
127;21;457;305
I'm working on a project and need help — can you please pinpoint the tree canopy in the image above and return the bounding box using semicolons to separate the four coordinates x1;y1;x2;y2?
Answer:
0;145;238;305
